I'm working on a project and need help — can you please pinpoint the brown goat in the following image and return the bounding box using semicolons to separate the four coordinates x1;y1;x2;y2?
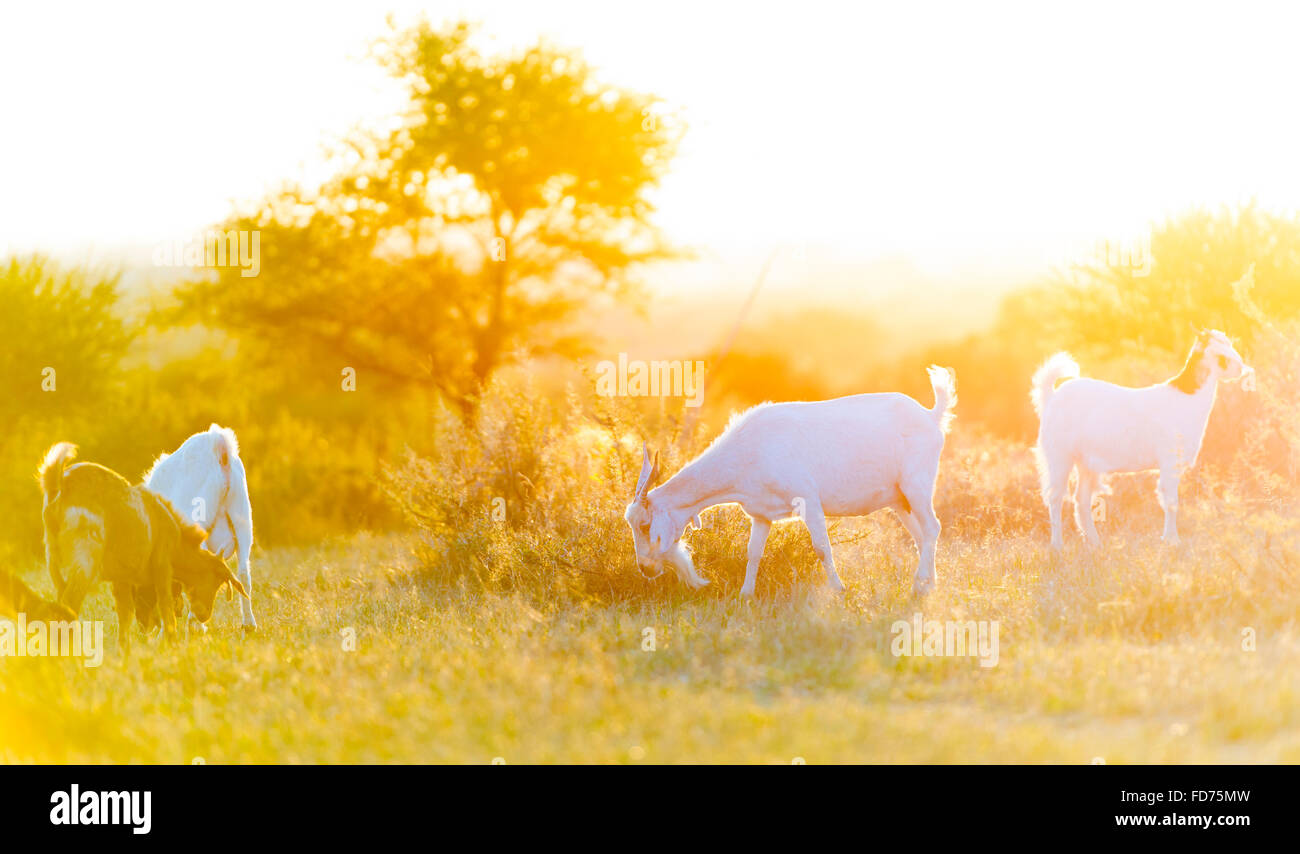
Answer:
0;571;76;623
39;442;248;652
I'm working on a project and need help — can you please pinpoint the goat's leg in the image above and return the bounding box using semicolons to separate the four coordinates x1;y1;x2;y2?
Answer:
112;584;135;657
801;503;844;594
1156;463;1182;544
900;483;941;595
226;456;257;630
224;518;257;630
741;517;771;597
155;578;178;645
146;540;179;645
234;539;255;630
912;509;942;596
892;505;923;554
1073;467;1101;547
1044;461;1070;551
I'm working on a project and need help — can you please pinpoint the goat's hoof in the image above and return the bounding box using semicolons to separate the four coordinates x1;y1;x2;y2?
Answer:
241;623;258;635
911;578;935;597
739;587;755;599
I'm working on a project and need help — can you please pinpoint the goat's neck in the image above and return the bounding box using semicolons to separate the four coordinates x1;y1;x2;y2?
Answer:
1184;372;1220;418
650;452;741;519
1174;374;1221;460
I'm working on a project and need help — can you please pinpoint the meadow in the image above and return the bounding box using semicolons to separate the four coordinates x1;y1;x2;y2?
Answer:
3;416;1298;764
3;250;1298;764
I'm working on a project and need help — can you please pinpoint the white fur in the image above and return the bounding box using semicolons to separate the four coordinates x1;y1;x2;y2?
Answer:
626;366;956;596
144;424;256;627
53;505;105;610
1033;330;1253;549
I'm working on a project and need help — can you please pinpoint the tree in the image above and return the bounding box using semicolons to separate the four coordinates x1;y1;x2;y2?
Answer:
0;256;131;421
173;20;684;419
1051;203;1300;353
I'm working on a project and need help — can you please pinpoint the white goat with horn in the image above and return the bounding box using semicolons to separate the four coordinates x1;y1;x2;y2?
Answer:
1032;328;1254;550
625;366;957;596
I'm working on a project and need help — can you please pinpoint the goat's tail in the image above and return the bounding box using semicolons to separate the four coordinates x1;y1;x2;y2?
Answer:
927;365;957;434
209;423;240;467
38;442;77;504
1031;353;1080;417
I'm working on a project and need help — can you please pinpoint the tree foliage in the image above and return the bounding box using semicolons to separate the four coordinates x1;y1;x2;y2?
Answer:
173;20;684;418
0;256;131;419
1051;203;1300;352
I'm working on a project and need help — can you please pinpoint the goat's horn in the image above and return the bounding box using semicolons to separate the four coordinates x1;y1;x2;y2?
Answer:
227;568;251;601
634;442;654;498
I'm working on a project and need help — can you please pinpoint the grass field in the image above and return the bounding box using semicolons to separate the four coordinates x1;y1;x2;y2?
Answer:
4;488;1298;764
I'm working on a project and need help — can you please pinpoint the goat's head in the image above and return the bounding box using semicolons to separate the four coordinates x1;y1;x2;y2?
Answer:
1198;328;1254;385
624;443;709;589
131;581;185;632
173;524;249;622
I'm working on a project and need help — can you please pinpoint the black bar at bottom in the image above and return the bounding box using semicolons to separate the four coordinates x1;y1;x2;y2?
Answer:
0;764;1281;842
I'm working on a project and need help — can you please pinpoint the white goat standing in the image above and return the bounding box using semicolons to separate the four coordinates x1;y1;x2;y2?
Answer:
625;367;957;596
145;424;257;629
1032;329;1254;550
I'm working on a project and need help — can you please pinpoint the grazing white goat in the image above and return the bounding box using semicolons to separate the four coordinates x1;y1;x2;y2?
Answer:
1032;329;1254;550
144;424;256;629
625;366;957;596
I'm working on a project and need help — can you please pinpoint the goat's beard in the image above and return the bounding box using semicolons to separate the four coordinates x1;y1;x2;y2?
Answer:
662;540;709;589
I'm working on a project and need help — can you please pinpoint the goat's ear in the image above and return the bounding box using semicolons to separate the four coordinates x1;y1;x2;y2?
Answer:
181;522;207;546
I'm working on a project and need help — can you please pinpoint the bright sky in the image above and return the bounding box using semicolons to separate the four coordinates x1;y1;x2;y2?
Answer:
3;0;1300;286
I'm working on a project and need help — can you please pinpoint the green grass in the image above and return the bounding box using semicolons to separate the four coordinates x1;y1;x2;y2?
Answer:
4;496;1299;763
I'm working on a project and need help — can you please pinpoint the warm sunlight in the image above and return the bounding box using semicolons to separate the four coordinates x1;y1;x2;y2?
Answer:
3;0;1300;816
4;1;1300;278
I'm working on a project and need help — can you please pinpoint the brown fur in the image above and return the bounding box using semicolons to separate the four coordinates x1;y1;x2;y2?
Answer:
38;442;247;653
0;572;76;622
1169;331;1211;394
131;583;184;633
132;489;239;630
